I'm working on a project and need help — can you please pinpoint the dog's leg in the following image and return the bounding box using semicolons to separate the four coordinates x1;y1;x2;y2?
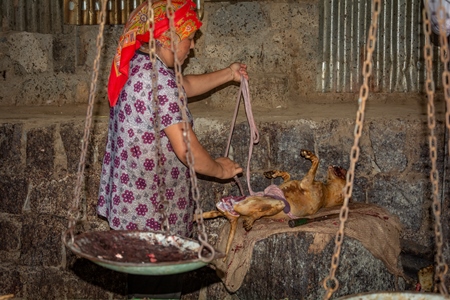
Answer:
300;149;319;184
264;170;291;183
198;210;239;259
233;196;285;231
194;210;224;223
223;215;239;260
201;210;224;219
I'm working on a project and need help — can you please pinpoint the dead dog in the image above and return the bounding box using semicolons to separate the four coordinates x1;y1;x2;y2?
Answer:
201;149;348;257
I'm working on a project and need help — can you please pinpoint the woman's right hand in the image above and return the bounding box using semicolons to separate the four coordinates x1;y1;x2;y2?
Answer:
214;157;243;179
165;123;243;180
229;62;248;82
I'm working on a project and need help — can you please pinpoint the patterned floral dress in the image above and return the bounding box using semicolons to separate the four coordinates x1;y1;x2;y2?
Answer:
97;51;194;237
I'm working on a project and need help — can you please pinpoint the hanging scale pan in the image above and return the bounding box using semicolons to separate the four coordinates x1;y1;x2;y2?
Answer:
64;229;224;275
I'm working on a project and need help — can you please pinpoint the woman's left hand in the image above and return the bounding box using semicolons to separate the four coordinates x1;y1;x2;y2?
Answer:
229;62;248;82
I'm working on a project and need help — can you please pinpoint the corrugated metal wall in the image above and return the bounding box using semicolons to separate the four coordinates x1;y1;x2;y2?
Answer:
63;0;147;25
318;0;441;93
0;0;146;33
0;0;65;34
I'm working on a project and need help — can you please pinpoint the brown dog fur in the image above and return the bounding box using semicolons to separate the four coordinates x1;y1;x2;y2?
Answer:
200;150;348;258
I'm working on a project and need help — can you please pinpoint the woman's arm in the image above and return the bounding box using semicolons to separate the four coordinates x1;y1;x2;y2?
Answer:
183;63;248;98
164;122;242;179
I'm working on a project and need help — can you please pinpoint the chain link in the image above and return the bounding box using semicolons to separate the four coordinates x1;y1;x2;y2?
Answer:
322;0;380;299
66;0;108;243
166;0;215;262
146;0;171;234
424;1;449;295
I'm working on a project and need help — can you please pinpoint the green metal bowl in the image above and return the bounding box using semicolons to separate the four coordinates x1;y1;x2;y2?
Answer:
65;230;222;275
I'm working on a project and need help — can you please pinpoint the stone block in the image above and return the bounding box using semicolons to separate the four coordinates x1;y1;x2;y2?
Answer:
248;171;273;195
52;33;76;73
0;41;25;80
20;267;67;300
27;175;75;217
0;266;22;298
266;3;295;30
0;123;24;174
269;122;315;176
194;118;232;158
293;2;319;28
410;120;446;173
369;173;430;243
60;121;85;173
19;215;66;267
351;175;370;203
26;125;56;179
369;121;408;173
207;2;269;38
228;123;268;171
20;74;73;106
0;218;20;252
85;168;102;218
0;175;27;214
89;120;109;167
313;119;356;180
247;75;290;109
4;32;52;74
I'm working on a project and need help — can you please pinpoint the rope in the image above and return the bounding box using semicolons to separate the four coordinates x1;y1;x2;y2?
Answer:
224;77;259;196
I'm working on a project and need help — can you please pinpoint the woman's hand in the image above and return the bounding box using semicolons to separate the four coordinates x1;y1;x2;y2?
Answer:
183;62;248;97
214;157;243;179
165;123;242;180
229;62;248;82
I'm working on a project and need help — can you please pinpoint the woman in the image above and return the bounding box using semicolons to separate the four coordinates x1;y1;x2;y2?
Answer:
426;0;450;36
97;0;248;238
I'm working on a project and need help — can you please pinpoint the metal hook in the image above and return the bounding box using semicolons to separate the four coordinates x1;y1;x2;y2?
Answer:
195;0;204;20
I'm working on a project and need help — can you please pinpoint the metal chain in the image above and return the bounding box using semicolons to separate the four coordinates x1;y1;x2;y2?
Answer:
438;0;450;156
322;0;381;299
166;0;215;262
424;1;449;295
66;0;108;243
146;0;170;234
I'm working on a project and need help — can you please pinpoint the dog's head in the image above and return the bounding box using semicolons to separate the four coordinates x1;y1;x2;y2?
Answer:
325;165;350;206
327;165;347;181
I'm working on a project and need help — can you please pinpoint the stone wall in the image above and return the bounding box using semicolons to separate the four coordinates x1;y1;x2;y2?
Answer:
0;1;318;108
1;100;449;298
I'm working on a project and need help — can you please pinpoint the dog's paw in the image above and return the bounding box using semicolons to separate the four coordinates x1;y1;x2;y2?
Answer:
300;149;314;159
242;217;255;231
264;170;276;178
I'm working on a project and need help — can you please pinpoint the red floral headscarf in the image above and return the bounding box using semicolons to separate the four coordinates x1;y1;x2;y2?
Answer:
107;0;202;107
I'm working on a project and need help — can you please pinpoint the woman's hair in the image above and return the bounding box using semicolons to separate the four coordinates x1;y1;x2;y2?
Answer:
107;0;202;106
150;0;202;48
